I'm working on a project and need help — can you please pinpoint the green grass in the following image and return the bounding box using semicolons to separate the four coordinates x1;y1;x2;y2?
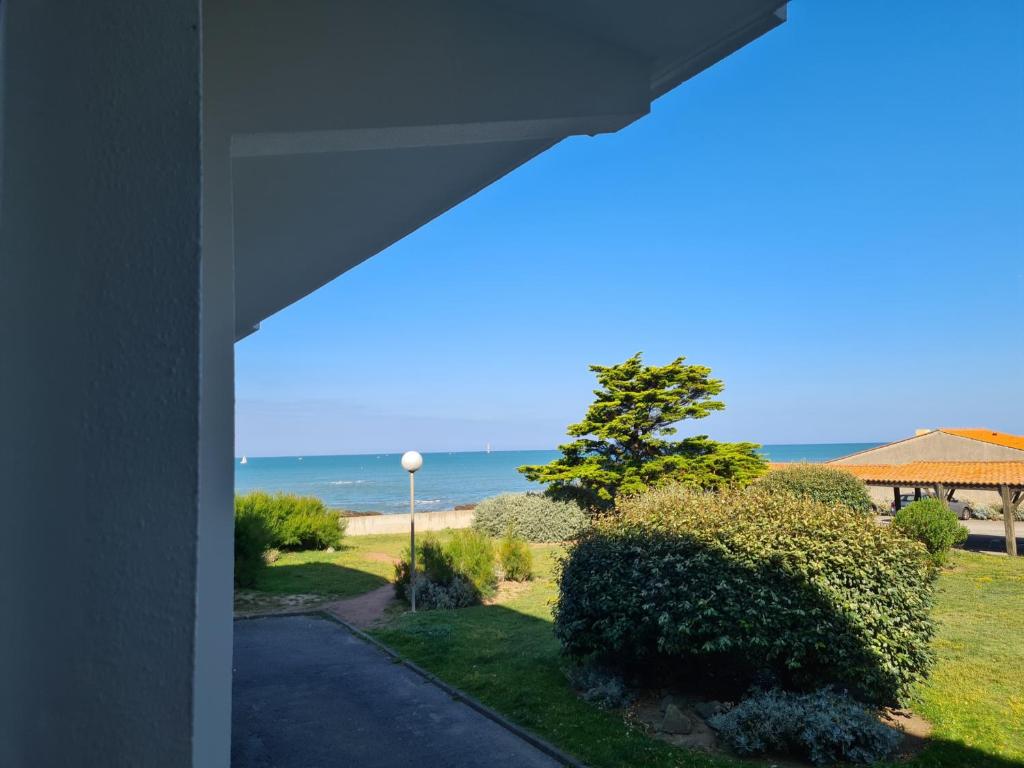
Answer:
907;552;1024;765
373;543;742;768
246;534;1024;767
251;534;410;596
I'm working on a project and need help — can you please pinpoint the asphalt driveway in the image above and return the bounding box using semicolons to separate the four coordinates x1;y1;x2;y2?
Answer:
232;615;564;768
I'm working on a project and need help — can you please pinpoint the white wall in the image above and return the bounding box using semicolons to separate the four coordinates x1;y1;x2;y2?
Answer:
345;510;475;536
0;3;229;765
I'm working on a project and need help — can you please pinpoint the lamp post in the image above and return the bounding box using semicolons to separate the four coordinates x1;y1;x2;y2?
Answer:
401;450;423;612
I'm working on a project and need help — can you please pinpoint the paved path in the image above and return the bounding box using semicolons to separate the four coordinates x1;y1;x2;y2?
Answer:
325;584;396;628
232;615;563;768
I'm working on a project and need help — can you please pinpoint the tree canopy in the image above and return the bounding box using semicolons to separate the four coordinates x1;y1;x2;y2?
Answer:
519;353;766;512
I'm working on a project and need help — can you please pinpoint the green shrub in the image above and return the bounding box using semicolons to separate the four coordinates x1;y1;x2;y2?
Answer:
892;498;969;565
234;504;274;587
758;463;873;513
408;575;478;610
498;529;533;581
394;530;498;607
445;529;498;597
554;485;935;707
234;491;344;550
473;493;588;542
565;663;635;710
709;688;900;766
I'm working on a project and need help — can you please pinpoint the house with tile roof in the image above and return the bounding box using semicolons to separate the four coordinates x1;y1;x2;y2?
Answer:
827;428;1024;555
829;428;1024;466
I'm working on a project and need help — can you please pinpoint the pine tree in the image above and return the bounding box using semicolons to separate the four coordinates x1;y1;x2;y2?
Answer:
519;353;766;512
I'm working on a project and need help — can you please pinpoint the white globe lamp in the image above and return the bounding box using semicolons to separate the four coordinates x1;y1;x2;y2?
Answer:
401;450;423;473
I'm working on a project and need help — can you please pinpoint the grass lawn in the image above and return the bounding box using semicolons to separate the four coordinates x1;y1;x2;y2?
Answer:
249;533;413;597
246;535;1024;767
911;552;1024;765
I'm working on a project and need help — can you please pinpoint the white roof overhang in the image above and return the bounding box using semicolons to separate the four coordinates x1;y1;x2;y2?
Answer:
202;0;788;339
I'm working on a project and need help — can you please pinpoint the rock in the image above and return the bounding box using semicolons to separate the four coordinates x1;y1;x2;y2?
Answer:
693;700;726;720
659;704;693;735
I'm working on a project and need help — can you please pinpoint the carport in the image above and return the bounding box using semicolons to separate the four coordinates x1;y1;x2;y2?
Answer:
839;462;1024;556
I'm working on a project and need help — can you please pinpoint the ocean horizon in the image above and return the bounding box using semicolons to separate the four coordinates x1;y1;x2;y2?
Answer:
235;443;880;514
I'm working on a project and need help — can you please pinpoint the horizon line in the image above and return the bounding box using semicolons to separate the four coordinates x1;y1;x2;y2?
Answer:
234;440;885;460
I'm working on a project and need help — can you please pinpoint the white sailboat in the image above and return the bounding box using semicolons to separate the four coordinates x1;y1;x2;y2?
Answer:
485;443;491;454
240;455;248;465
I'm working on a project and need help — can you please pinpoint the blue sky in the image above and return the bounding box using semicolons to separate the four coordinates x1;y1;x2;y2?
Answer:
236;1;1024;456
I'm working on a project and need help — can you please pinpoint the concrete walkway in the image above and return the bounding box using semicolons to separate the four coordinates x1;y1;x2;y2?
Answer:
232;615;563;768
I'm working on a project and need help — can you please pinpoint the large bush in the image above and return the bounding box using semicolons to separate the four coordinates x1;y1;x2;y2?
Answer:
234;503;274;587
473;493;588;542
758;463;873;513
892;498;968;565
394;530;498;608
710;688;900;766
235;491;345;551
554;485;935;706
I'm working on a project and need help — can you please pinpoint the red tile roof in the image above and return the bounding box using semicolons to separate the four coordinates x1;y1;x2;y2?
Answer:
834;461;1024;488
939;429;1024;452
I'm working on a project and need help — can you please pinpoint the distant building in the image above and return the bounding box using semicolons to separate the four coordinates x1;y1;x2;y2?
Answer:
828;428;1024;508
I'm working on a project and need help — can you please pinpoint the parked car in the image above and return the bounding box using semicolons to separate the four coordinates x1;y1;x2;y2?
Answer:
890;492;973;520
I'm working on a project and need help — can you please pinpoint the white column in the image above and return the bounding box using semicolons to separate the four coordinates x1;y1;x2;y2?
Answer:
0;2;231;766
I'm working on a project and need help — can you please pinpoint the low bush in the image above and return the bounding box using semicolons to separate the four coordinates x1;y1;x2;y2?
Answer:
498;529;533;581
407;574;478;610
394;530;498;607
235;491;345;551
709;688;900;766
980;501;1024;522
565;663;634;710
758;463;873;513
973;504;997;520
554;485;935;707
473;493;588;542
234;504;274;587
892;498;969;565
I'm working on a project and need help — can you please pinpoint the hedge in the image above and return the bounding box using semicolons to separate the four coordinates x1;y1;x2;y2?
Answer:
554;485;936;707
234;491;345;551
758;463;873;513
472;493;588;542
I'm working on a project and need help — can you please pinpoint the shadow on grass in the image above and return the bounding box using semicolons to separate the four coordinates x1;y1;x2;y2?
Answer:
894;738;1024;768
373;600;1023;768
252;561;390;598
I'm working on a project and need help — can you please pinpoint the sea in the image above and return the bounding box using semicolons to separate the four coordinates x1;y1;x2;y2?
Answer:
234;443;879;514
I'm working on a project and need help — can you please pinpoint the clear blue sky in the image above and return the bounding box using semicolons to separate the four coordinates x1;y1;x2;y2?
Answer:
236;1;1024;457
